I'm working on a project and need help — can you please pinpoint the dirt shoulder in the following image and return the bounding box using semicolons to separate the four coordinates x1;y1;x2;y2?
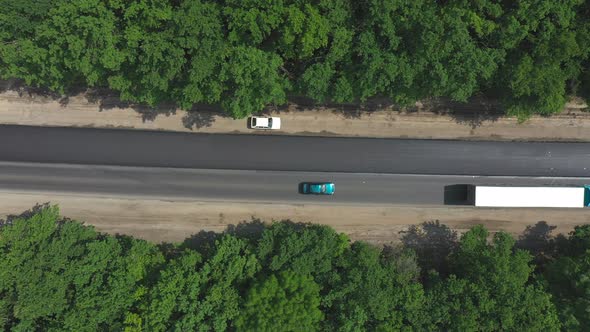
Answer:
1;191;588;245
1;85;589;141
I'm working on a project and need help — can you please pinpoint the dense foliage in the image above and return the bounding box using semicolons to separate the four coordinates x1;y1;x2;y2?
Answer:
545;225;590;331
1;0;589;119
1;206;588;331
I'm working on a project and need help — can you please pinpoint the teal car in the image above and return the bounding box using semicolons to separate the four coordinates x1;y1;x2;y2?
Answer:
300;182;335;195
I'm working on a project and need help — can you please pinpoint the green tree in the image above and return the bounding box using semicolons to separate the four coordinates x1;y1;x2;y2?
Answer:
293;0;355;103
0;205;163;332
545;251;590;331
565;225;590;256
142;235;259;331
323;242;426;331
222;0;285;46
3;0;590;118
236;271;323;332
0;0;53;82
252;221;427;330
2;206;587;331
0;0;123;92
106;0;184;106
544;225;590;330
222;0;344;60
0;0;52;38
41;0;124;88
215;0;352;112
352;0;502;105
255;222;349;282
169;0;226;109
425;226;561;331
493;0;589;120
219;46;287;118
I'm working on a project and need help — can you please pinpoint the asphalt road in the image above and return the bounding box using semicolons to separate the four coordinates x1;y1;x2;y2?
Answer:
1;125;590;176
1;162;589;205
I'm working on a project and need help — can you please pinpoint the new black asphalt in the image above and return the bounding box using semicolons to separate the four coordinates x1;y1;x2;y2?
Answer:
1;125;589;177
1;162;589;205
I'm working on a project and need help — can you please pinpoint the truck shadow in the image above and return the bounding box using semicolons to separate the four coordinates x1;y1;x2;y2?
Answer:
444;184;471;205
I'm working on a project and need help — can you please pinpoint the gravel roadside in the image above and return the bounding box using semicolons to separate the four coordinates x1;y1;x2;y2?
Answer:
1;191;588;245
1;86;589;141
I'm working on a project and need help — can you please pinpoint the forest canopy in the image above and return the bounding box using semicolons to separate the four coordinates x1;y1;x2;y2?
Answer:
1;205;589;331
1;0;589;119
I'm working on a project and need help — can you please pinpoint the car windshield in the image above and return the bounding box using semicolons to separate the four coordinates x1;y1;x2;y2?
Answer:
252;118;256;126
268;118;272;126
320;185;325;192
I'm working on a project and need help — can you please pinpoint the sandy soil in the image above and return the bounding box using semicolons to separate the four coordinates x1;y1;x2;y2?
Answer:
1;191;588;245
0;86;589;141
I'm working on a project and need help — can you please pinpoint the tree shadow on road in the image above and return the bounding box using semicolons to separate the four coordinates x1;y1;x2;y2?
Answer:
0;202;52;228
516;221;556;253
82;87;229;128
515;221;568;269
86;91;224;129
399;220;459;277
275;95;393;119
0;79;75;101
224;218;267;243
0;79;223;128
178;218;269;258
275;95;506;127
181;104;225;130
2;79;510;129
418;97;504;129
178;230;220;258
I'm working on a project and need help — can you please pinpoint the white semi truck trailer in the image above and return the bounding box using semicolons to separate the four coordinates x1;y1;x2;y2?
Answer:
466;185;590;208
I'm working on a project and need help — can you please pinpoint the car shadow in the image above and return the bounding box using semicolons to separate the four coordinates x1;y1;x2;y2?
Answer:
298;183;305;194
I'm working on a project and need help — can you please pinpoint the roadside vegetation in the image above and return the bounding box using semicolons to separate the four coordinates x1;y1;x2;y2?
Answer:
1;0;589;120
1;205;589;331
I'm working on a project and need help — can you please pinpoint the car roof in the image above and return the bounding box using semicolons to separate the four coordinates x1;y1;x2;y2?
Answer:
252;117;281;129
254;117;270;126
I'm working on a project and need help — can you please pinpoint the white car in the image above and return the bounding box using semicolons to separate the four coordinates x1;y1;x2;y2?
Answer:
249;116;281;130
